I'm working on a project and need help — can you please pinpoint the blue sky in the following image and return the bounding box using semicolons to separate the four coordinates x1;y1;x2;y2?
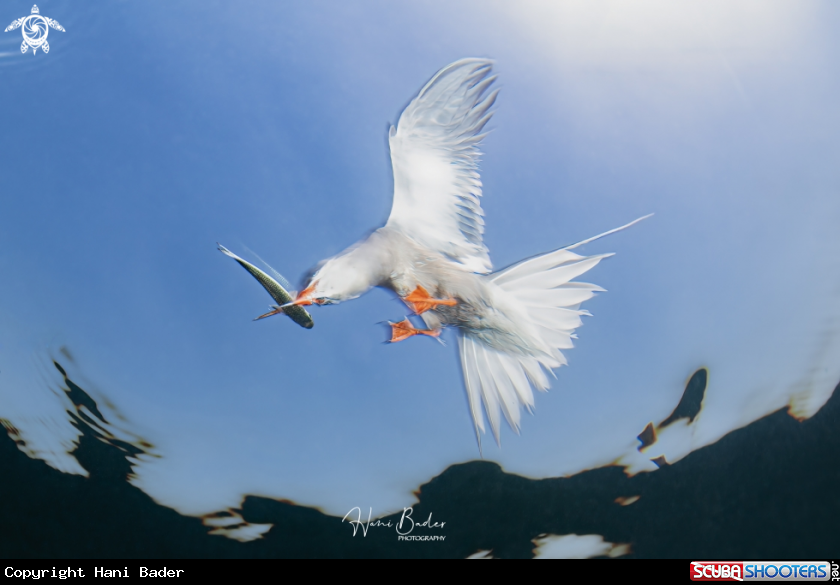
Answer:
1;0;839;517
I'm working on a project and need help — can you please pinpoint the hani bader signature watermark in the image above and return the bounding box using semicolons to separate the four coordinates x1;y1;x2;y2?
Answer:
5;5;64;55
342;507;446;541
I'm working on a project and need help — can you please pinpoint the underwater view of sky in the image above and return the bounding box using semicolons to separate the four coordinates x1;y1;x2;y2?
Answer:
0;0;838;519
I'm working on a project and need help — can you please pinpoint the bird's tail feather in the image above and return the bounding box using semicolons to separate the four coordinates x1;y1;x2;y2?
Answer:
457;215;650;449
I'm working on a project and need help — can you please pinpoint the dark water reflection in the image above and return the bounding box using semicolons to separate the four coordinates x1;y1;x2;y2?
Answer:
1;361;838;558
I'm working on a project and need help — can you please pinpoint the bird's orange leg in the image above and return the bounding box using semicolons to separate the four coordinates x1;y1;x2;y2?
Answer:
388;318;442;343
404;285;457;315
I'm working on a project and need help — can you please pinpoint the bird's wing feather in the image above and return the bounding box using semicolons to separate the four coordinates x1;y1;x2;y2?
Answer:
386;59;498;274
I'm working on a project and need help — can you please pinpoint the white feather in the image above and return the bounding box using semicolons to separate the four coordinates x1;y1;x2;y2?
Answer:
498;352;535;410
492;249;586;286
386;59;497;274
505;256;612;292
473;340;502;443
458;334;486;440
485;344;522;434
456;218;651;445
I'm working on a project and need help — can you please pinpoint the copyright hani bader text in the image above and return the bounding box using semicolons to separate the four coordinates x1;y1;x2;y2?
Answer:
5;567;185;579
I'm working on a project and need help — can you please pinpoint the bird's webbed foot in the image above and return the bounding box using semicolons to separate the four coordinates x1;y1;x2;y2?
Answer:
403;285;457;314
387;318;443;343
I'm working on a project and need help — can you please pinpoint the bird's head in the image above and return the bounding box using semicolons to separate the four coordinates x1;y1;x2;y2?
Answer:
286;254;374;307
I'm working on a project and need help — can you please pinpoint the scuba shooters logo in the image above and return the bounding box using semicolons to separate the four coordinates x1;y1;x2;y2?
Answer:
690;561;834;581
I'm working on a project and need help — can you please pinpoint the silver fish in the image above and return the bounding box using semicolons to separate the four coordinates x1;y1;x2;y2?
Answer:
218;244;314;329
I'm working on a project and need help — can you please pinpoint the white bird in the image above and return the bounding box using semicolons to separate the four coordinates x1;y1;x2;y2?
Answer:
283;58;649;450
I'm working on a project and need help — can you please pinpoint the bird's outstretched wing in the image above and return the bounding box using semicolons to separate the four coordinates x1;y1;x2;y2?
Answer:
5;18;24;32
386;59;498;274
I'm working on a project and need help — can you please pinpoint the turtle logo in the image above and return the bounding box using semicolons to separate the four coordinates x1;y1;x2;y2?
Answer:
5;5;64;55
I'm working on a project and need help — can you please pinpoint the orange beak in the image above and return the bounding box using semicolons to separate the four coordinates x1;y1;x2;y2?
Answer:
287;283;319;306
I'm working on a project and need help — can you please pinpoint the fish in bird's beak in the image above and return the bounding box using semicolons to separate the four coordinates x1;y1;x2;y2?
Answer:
285;283;321;307
218;243;314;329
